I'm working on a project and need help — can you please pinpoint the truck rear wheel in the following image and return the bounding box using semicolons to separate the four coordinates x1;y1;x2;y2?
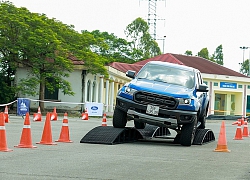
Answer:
180;117;197;146
113;107;127;128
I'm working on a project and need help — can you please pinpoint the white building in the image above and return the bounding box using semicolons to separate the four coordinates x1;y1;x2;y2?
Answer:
15;53;250;117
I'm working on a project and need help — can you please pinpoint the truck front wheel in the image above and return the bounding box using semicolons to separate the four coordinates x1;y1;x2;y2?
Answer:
180;116;197;146
113;107;127;128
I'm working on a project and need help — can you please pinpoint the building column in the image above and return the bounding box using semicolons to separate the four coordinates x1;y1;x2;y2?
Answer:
105;79;109;112
99;75;104;103
109;80;115;112
89;81;93;102
208;81;213;115
114;82;119;106
94;81;98;102
243;85;247;116
226;94;231;116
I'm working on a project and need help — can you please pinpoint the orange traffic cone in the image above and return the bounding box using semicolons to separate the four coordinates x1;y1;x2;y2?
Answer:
51;107;57;121
81;108;89;120
234;120;243;140
214;121;230;152
33;106;42;122
102;113;107;126
4;106;9;123
15;112;37;148
36;113;57;145
242;121;249;137
0;112;13;152
241;116;245;126
56;113;72;143
232;118;240;125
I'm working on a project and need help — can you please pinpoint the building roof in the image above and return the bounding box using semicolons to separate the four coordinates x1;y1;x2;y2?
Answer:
109;53;248;78
109;62;143;73
68;55;84;65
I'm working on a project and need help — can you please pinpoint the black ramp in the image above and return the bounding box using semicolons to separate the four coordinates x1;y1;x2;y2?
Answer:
137;124;171;138
80;126;143;145
193;129;215;145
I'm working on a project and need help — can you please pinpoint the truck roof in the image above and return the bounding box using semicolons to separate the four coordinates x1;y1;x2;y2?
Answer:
147;61;198;72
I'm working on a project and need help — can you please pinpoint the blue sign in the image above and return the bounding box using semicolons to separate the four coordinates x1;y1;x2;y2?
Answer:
220;82;237;89
17;98;30;116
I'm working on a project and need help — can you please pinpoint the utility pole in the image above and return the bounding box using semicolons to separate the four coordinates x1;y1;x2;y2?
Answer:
140;0;166;53
240;46;249;75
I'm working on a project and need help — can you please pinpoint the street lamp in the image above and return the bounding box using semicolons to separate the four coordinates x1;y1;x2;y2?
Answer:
162;35;166;54
240;46;248;64
157;36;167;54
248;48;250;76
240;46;249;75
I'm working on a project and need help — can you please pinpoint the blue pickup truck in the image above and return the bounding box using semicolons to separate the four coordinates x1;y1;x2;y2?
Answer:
112;61;209;146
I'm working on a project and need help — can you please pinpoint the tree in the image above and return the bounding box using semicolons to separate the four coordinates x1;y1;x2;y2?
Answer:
197;48;210;60
184;50;193;56
212;44;223;65
239;59;249;75
0;1;28;105
125;17;161;61
0;1;107;110
86;30;135;64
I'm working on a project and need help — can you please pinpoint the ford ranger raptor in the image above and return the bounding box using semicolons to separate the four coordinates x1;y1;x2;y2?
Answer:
112;61;209;146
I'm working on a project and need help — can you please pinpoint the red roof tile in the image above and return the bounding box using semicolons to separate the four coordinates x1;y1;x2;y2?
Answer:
68;55;84;65
109;53;248;78
109;62;143;73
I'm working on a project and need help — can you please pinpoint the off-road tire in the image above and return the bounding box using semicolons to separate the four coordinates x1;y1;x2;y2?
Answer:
198;115;206;129
113;107;127;128
180;116;197;146
134;120;146;129
198;105;208;129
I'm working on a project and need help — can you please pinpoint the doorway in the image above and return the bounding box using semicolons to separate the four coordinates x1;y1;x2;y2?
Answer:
214;93;227;115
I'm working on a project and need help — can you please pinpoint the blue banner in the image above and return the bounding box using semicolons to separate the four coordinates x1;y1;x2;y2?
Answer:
17;98;30;116
220;82;237;89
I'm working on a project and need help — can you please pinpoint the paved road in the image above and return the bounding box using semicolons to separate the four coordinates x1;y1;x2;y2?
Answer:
0;115;250;180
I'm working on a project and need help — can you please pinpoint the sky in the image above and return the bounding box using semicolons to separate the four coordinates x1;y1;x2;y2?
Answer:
8;0;250;72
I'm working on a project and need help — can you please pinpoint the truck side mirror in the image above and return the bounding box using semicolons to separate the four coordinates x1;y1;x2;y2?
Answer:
197;84;209;92
126;70;136;78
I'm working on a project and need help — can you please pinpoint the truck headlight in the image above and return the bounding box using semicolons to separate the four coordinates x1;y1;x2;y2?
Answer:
178;98;191;105
125;87;137;95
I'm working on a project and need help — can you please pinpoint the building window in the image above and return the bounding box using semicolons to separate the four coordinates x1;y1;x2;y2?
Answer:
248;85;250;89
203;81;208;85
44;78;58;100
214;82;218;86
238;85;242;88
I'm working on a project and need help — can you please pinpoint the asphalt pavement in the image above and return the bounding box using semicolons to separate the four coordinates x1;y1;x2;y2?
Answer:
0;114;250;180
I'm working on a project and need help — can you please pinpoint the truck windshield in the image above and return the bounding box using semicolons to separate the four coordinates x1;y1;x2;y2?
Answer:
137;63;195;89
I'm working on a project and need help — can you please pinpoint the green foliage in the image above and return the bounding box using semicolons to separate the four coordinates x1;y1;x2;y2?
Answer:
0;1;109;100
184;50;193;56
197;48;210;60
125;17;161;61
212;44;223;65
239;59;250;75
83;30;134;65
196;45;224;65
0;73;15;105
16;77;40;96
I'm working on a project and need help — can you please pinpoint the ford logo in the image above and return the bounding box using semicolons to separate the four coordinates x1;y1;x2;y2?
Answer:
91;106;98;110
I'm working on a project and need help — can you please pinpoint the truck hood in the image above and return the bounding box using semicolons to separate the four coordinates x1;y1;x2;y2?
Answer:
129;79;193;98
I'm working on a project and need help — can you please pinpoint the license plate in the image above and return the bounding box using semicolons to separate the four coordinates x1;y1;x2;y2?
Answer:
146;104;159;115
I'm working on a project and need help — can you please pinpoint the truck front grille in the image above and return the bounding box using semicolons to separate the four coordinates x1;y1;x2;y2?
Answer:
134;91;178;110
